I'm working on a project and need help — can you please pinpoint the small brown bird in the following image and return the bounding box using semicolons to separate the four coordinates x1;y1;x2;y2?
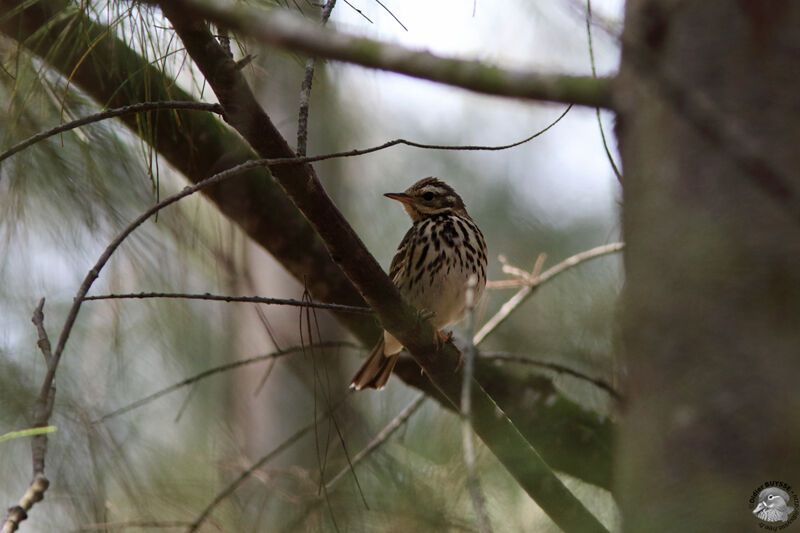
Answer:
350;177;487;390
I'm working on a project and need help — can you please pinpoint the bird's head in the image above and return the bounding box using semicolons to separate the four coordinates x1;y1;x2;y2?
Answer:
754;488;793;515
385;177;469;222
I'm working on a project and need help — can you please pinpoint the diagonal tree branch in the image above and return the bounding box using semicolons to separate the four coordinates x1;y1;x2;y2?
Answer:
152;0;614;109
160;8;609;532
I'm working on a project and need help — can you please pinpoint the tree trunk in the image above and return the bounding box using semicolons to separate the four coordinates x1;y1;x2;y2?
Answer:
616;1;800;531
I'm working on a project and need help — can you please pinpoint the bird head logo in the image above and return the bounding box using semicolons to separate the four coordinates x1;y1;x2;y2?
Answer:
753;487;796;523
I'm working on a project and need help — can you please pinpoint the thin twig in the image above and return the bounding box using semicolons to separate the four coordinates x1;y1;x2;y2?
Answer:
31;298;53;366
461;276;493;533
286;103;575;166
187;394;351;533
325;393;426;490
585;0;622;182
373;0;407;31
2;301;59;533
480;352;621;400
83;292;373;314
0;101;223;164
296;0;337;156
94;342;359;423
5;101;569;173
342;0;374;24
72;521;194;532
475;242;624;345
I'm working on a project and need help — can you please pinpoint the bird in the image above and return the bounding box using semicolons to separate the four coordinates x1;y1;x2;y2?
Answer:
350;177;487;390
753;488;795;522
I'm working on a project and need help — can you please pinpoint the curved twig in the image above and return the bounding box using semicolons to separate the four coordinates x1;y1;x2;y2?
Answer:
0;101;223;164
585;0;622;181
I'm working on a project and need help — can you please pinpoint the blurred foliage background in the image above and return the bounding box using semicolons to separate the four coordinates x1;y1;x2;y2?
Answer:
0;0;623;531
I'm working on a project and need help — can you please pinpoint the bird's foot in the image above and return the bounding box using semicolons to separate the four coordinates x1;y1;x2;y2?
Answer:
417;309;436;322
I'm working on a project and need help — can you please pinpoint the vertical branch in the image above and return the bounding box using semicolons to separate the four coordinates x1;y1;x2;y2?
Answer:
296;0;337;156
2;300;56;533
460;276;493;533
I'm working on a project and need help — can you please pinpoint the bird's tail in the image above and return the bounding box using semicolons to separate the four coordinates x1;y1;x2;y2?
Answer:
349;337;399;390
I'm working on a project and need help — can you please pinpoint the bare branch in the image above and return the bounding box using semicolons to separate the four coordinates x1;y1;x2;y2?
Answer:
2;301;59;533
296;0;337;156
94;342;359;423
476;242;624;344
461;276;493;533
152;0;614;109
83;292;372;314
0;101;223;164
31;298;52;366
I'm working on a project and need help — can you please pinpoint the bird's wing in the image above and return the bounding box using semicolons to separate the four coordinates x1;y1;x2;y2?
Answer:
388;226;415;283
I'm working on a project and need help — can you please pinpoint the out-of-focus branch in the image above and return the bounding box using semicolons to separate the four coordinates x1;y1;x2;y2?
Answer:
161;10;609;532
153;0;614;109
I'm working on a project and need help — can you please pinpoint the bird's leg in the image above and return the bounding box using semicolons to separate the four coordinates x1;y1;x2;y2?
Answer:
416;311;462;367
432;329;464;371
417;309;436;322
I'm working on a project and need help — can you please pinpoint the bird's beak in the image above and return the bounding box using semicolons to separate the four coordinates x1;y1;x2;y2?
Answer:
384;192;414;204
753;502;766;515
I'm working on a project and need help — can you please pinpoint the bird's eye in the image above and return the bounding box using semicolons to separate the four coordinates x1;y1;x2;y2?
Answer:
422;192;434;201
